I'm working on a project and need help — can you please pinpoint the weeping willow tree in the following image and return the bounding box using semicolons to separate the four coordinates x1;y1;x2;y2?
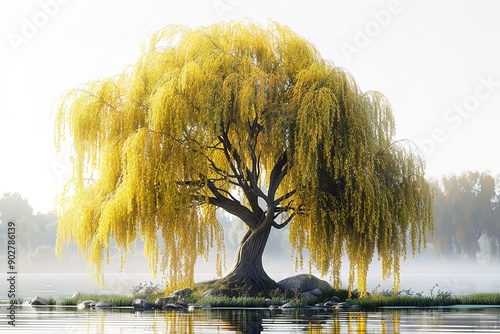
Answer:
55;20;433;295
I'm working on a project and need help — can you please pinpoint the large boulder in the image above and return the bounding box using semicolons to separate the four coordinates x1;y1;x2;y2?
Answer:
132;299;156;311
155;297;178;308
94;301;112;309
277;274;332;295
168;288;192;299
77;300;97;310
29;296;48;306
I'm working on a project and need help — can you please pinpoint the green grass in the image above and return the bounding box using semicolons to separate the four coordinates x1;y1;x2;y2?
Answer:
352;294;460;310
0;297;24;305
57;293;135;307
14;284;500;309
349;285;500;310
458;293;500;305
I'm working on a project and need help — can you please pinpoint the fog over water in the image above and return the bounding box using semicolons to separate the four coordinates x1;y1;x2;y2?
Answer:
6;246;500;300
2;205;499;300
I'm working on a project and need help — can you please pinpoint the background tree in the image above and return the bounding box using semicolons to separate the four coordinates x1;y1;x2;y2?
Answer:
55;21;434;295
0;193;59;271
432;172;500;261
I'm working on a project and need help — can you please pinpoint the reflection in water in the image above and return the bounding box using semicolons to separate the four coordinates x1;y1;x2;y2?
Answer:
1;305;500;333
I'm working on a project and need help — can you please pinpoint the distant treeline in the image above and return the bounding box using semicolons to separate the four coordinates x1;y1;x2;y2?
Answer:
431;171;500;262
1;171;499;268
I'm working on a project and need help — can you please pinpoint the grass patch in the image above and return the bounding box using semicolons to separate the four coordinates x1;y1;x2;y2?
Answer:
350;284;500;310
352;294;459;310
0;297;24;305
195;295;276;307
21;281;500;310
56;293;135;307
458;293;500;305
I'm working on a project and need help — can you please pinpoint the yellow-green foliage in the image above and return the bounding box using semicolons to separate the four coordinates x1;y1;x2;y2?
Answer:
55;20;433;294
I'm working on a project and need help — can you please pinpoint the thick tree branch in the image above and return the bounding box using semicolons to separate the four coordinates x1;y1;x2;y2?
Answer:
273;189;296;207
268;152;288;202
272;213;295;229
206;178;259;229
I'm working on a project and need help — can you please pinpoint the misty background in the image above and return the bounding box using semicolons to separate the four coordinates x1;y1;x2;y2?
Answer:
1;170;500;299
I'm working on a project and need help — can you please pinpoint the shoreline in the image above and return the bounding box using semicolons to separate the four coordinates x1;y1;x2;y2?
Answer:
3;290;500;311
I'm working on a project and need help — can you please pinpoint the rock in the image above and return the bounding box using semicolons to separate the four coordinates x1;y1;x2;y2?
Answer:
77;300;97;310
201;288;239;298
155;297;177;307
188;305;200;311
323;300;338;308
281;302;297;309
298;291;319;299
177;301;189;308
277;274;332;295
335;302;348;310
168;288;192;299
132;299;156;311
187;303;211;310
29;296;48;306
94;301;112;308
162;303;187;310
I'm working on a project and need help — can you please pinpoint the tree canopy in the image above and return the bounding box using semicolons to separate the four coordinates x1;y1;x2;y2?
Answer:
55;20;434;294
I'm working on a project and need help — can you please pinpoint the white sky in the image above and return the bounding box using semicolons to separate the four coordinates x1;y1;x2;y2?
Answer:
1;0;499;213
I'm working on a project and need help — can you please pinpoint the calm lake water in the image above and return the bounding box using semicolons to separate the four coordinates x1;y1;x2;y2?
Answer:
1;305;500;333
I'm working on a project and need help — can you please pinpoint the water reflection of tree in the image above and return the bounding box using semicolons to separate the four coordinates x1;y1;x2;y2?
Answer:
157;309;401;333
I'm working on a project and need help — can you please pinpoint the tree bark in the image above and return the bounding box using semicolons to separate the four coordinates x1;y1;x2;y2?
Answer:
214;222;280;295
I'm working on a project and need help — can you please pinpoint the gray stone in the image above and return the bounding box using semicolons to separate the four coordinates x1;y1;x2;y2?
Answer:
29;296;48;306
132;298;155;310
277;274;332;294
94;301;112;308
308;288;324;297
298;291;319;299
330;296;340;302
168;288;192;299
281;302;297;309
162;303;187;309
335;302;348;309
77;300;97;310
323;300;338;308
155;297;177;307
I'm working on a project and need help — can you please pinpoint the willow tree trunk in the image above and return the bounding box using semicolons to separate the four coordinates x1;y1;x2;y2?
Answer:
221;223;280;295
